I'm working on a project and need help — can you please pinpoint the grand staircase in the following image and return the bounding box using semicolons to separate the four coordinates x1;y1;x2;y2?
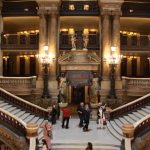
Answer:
0;86;150;150
107;104;150;141
0;97;46;143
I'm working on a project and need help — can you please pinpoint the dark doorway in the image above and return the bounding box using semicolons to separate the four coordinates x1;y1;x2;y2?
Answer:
121;58;127;76
20;57;25;76
132;58;137;77
72;86;85;104
30;57;36;75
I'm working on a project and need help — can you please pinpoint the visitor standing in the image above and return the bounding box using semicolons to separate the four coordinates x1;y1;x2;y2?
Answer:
40;120;53;150
51;104;57;125
83;104;91;132
85;142;93;150
62;106;71;129
77;102;84;127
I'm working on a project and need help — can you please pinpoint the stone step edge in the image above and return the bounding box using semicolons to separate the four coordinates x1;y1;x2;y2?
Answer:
51;143;120;147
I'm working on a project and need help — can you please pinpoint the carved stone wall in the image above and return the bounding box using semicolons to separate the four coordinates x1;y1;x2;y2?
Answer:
0;126;27;150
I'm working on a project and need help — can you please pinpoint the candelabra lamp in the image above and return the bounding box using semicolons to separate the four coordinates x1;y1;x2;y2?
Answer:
108;46;120;99
39;45;52;98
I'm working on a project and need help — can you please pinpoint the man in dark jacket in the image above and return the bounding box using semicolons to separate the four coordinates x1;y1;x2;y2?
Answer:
51;104;57;125
83;104;90;132
77;102;84;127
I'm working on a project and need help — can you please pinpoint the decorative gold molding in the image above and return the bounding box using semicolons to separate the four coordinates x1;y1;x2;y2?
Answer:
0;126;26;150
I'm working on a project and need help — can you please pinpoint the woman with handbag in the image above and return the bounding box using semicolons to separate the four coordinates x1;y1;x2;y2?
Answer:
97;105;106;129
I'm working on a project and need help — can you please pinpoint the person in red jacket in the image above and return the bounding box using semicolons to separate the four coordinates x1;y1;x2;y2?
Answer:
62;106;71;129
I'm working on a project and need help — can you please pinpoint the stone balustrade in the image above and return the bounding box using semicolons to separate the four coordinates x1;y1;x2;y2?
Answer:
0;76;36;95
134;114;150;138
121;114;150;150
0;108;26;136
0;108;39;150
122;76;150;96
110;93;150;119
0;87;49;118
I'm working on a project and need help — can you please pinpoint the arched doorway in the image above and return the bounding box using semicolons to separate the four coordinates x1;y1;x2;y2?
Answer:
72;86;85;104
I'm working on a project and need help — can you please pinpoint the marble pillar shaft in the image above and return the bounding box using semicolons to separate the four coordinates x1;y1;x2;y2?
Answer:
112;14;121;79
101;14;110;80
0;6;3;76
48;13;58;80
38;13;47;78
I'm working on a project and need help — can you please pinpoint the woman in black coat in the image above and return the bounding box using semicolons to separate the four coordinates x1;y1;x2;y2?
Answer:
83;104;90;132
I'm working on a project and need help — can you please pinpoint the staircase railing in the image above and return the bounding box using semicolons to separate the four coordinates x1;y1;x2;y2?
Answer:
0;108;39;150
0;87;49;119
134;114;150;138
122;114;150;150
110;93;150;119
0;108;26;135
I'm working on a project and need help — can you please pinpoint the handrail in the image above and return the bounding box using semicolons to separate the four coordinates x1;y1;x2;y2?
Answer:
134;114;150;138
110;93;150;119
0;107;26;135
0;87;49;119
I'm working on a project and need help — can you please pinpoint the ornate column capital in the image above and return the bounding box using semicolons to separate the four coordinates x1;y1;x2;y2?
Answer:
37;0;61;15
99;0;123;16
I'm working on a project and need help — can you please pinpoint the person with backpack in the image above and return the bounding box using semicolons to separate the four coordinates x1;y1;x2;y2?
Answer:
40;120;53;150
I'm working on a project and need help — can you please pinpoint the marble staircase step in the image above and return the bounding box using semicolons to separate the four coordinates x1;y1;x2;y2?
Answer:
114;119;123;129
128;113;140;122
141;108;150;114
0;102;8;108
29;116;40;124
20;112;30;120
123;115;135;124
110;120;123;136
24;114;35;123
10;109;21;115
2;104;12;110
132;112;144;119
137;110;148;116
7;106;17;112
107;122;122;141
15;110;26;118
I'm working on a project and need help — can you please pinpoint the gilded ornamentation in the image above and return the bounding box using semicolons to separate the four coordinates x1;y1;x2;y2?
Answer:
0;127;26;150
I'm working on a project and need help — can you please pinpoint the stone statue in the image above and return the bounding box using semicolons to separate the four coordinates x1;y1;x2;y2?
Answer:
70;35;76;50
83;35;89;50
59;77;67;102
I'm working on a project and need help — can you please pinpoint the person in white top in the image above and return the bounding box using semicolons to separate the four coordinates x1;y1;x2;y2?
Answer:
97;105;106;129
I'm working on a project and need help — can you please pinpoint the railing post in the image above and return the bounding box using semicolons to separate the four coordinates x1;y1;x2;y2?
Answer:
26;123;38;150
122;124;134;150
122;76;126;90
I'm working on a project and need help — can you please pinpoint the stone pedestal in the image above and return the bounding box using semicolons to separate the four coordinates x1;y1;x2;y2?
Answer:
90;103;100;120
122;124;134;150
26;123;38;150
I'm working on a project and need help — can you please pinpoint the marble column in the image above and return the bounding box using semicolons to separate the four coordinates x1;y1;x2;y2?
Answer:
112;13;121;80
48;12;58;80
38;11;47;79
0;1;3;76
101;12;111;80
